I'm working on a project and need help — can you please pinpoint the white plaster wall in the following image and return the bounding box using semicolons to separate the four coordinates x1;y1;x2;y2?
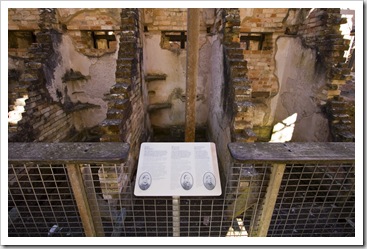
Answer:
271;37;330;142
50;34;118;130
143;33;209;128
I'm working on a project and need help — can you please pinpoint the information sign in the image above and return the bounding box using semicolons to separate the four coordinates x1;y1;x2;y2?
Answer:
134;142;222;196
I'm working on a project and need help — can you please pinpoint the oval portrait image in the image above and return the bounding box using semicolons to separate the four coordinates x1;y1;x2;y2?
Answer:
203;172;216;190
138;172;152;190
180;172;193;190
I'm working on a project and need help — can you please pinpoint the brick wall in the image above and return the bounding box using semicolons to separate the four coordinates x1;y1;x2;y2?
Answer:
9;8;74;142
295;9;354;141
222;9;256;143
100;9;151;193
58;8;121;57
143;9;188;31
239;8;287;98
8;8;40;30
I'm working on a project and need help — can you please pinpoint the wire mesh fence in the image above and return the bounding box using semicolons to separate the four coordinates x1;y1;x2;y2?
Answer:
8;163;84;237
267;162;355;237
7;142;355;237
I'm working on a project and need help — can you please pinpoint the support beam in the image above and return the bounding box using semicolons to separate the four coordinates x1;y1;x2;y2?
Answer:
185;8;200;142
66;164;97;237
256;163;286;236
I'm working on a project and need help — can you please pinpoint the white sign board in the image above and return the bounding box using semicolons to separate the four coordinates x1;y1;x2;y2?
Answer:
134;142;222;196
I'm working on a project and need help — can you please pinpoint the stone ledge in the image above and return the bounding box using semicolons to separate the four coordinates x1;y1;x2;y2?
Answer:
145;73;167;82
147;103;172;113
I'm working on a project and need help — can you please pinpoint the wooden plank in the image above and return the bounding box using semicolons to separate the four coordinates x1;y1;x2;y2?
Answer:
66;164;96;237
81;166;105;237
228;142;355;163
8;142;130;164
256;164;286;237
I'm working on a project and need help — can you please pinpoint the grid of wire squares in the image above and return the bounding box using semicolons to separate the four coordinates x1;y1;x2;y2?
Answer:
8;163;85;237
267;163;355;237
8;162;268;237
8;143;355;237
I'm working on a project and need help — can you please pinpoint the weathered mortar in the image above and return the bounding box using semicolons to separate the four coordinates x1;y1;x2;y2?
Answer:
9;8;75;142
100;8;151;199
222;8;256;143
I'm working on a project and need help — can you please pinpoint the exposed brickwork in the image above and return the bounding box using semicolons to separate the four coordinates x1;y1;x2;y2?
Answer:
59;8;121;57
8;8;40;30
143;8;188;31
295;8;354;141
240;8;288;33
9;8;74;142
222;8;256;143
100;9;151;194
325;96;354;142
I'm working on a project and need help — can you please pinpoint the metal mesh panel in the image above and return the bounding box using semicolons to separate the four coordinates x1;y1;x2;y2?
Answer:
223;162;272;236
8;163;84;237
8;149;355;237
267;163;355;237
79;163;253;237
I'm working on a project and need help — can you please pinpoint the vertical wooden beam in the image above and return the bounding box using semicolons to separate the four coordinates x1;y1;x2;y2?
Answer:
80;166;105;236
172;196;180;237
185;8;200;142
256;163;286;237
66;164;97;237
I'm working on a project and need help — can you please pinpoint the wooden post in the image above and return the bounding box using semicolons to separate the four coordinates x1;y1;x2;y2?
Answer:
185;8;200;142
80;165;105;236
256;163;286;237
67;163;97;237
172;196;180;237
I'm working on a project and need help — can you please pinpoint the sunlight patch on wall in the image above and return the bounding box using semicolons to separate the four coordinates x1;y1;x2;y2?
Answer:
8;95;28;125
269;113;297;143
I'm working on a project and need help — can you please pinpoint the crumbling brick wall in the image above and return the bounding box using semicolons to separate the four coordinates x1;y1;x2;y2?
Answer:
8;8;74;142
289;8;354;141
238;8;288;141
222;8;256;143
100;9;151;189
240;8;287;97
58;8;121;57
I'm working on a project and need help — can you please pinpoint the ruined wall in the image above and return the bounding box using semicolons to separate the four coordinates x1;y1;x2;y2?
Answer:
8;8;126;142
239;8;287;141
142;9;214;141
272;37;330;141
235;8;353;142
206;9;231;180
100;9;151;188
48;9;121;132
273;8;354;142
8;8;74;142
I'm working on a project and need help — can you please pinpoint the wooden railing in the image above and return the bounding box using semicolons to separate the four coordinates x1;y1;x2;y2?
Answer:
7;142;355;238
8;142;129;237
227;142;355;236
